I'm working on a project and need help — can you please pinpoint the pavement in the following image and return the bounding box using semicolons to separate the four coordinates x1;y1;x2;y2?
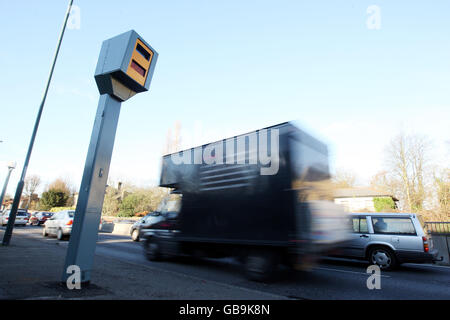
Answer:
1;226;450;300
0;227;286;300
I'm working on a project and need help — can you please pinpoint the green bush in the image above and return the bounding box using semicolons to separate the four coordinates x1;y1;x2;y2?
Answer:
373;197;396;212
118;194;143;217
49;206;76;213
101;185;169;217
39;190;69;210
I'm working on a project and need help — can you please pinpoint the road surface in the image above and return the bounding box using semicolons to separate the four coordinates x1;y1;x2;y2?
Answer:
5;226;450;300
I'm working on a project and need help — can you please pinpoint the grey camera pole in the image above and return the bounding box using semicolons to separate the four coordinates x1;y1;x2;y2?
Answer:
61;30;158;285
2;0;74;246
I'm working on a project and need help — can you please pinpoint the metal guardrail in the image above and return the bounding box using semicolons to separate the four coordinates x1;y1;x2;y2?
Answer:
424;222;450;235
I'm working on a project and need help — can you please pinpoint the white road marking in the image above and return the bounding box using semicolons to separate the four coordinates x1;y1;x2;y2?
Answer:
96;239;131;244
316;266;391;278
403;263;450;270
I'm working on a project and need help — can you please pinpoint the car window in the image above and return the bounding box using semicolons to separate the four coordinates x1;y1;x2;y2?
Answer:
360;218;368;233
416;214;426;230
351;218;359;232
372;217;416;235
351;217;368;233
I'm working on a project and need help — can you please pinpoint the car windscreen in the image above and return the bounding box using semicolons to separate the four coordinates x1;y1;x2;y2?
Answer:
17;212;28;216
164;211;178;219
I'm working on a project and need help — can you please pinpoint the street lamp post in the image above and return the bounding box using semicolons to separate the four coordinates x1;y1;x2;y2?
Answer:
0;162;16;212
2;0;74;246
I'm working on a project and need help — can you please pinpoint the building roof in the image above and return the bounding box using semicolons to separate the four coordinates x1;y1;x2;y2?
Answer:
348;212;415;217
334;187;399;201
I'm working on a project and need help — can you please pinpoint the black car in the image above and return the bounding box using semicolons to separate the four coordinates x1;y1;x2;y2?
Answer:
142;210;179;260
130;212;165;241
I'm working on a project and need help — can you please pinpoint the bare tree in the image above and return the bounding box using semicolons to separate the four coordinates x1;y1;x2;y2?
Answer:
24;175;41;210
384;133;431;212
433;167;450;220
48;178;72;195
409;135;429;209
102;185;121;217
370;170;401;196
164;121;182;155
332;168;357;188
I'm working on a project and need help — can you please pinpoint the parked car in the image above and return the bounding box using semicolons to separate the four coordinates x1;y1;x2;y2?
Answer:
42;210;75;240
1;209;29;226
30;211;54;226
130;212;165;241
28;212;38;225
335;212;440;270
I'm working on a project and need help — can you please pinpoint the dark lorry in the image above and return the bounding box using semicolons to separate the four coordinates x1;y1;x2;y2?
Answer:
142;122;349;280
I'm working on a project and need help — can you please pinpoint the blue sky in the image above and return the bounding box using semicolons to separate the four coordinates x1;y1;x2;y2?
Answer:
0;0;449;195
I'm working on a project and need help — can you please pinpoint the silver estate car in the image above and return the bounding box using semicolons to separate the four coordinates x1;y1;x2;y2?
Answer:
42;210;75;240
1;210;29;226
338;212;439;270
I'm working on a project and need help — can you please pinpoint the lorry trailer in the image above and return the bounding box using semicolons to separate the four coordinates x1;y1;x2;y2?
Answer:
143;122;349;281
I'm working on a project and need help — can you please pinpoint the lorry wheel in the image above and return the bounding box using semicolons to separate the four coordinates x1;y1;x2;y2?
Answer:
145;239;162;261
368;246;397;271
244;251;277;282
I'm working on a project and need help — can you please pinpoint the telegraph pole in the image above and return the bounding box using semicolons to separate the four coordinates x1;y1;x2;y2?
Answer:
2;0;74;246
